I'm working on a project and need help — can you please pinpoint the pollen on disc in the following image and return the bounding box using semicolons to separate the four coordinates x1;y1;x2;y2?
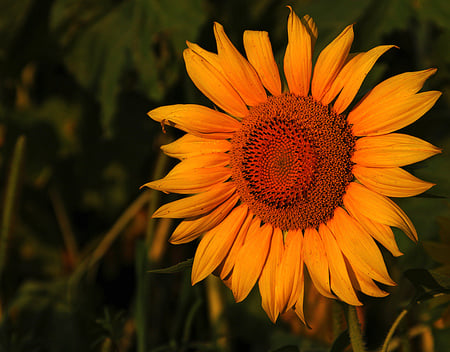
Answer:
230;93;355;231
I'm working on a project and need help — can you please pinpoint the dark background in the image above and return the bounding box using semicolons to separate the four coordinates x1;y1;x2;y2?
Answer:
0;0;449;351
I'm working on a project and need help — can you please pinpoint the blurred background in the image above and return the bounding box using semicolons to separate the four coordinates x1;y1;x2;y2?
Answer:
0;0;449;351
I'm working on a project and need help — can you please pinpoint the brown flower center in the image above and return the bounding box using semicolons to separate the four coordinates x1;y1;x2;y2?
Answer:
230;93;355;231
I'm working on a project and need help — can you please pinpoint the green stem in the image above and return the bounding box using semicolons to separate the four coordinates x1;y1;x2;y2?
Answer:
347;305;367;352
0;135;26;290
381;309;408;352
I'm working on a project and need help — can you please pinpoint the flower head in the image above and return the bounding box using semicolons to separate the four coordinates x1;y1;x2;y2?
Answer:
144;7;441;323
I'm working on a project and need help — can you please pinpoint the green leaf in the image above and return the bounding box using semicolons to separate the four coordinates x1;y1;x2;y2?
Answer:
416;0;450;30
0;0;34;59
354;0;414;48
51;0;207;136
404;268;450;293
148;258;193;274
423;241;450;266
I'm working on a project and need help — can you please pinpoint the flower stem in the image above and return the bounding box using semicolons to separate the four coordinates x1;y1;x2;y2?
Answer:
347;305;367;352
381;309;408;352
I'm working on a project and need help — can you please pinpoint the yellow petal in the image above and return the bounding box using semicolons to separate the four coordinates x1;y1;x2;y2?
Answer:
186;41;225;75
353;164;435;197
347;261;389;297
319;223;361;305
214;22;267;106
259;228;284;322
344;182;417;242
311;24;354;102
183;49;248;117
348;68;439;136
232;221;273;302
343;196;403;257
303;227;335;299
243;30;282;96
277;229;304;313
219;210;254;280
284;7;313;96
327;207;396;286
152;181;236;218
143;153;231;194
191;204;249;285
169;193;239;244
148;104;241;139
321;52;363;105
325;45;395;113
351;91;441;136
161;134;231;160
353;133;441;167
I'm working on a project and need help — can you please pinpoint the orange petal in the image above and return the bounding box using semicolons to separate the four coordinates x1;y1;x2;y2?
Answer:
191;204;249;285
284;7;313;96
324;45;395;113
321;52;363;105
214;22;267;106
232;221;273;302
319;223;361;305
352;91;441;136
186;41;225;75
343;196;402;257
161;134;231;160
292;272;306;325
346;259;389;297
183;48;248;117
327;207;396;286
302;14;318;49
219;210;254;280
303;227;335;299
259;228;284;322
243;30;282;96
311;24;354;102
149;104;241;139
353;133;441;167
348;68;440;136
144;153;230;194
169;193;239;245
277;229;304;313
353;164;435;197
344;182;417;242
152;181;236;218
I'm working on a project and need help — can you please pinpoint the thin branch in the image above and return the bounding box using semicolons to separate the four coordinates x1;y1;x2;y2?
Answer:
87;190;151;270
49;185;79;266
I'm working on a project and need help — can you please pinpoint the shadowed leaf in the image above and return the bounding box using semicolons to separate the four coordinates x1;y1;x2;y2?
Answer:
148;258;193;274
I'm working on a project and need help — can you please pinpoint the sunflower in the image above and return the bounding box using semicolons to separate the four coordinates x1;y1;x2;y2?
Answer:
143;7;441;323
